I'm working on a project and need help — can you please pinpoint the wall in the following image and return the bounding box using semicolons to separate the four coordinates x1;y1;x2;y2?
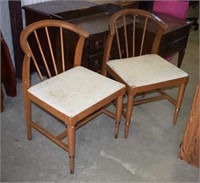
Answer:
0;0;14;67
0;0;50;70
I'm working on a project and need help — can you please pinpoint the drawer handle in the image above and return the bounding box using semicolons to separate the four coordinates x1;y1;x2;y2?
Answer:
95;40;103;49
173;43;179;48
94;60;99;67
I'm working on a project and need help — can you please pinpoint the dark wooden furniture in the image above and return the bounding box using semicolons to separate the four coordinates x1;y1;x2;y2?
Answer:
22;1;190;73
154;12;191;67
1;32;17;112
9;1;23;79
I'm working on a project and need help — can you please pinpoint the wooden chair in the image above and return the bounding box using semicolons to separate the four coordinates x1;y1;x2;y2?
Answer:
20;20;126;174
102;9;189;138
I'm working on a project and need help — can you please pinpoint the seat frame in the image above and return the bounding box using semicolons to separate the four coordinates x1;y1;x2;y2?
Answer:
102;9;189;138
20;20;126;173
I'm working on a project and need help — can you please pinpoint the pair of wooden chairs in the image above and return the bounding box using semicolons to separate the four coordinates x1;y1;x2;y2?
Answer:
20;9;189;174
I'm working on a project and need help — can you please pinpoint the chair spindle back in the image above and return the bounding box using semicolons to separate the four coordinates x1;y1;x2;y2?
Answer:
103;9;168;65
20;20;89;82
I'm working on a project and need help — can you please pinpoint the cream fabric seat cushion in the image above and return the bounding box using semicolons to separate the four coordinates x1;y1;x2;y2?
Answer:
107;54;188;87
28;66;125;118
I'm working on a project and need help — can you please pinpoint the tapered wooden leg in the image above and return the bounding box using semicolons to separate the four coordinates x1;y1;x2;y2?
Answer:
68;125;75;174
124;94;134;139
102;65;107;76
115;95;123;138
24;96;32;140
178;50;185;68
173;83;187;125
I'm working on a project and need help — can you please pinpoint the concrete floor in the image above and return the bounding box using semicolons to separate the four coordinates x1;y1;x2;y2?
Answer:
1;29;199;182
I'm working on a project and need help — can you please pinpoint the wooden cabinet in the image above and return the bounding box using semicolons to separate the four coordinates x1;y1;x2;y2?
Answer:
22;1;190;74
154;12;191;67
1;33;17;112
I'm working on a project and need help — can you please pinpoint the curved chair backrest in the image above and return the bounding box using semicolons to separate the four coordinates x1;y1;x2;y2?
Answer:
153;0;189;20
20;19;89;82
103;9;168;65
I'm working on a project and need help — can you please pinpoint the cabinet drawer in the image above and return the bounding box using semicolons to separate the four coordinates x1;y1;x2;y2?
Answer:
88;53;103;72
160;37;188;56
88;33;106;54
161;26;190;45
110;44;127;59
88;45;127;74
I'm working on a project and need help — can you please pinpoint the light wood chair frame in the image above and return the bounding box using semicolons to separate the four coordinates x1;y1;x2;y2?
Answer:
102;9;189;138
20;20;125;173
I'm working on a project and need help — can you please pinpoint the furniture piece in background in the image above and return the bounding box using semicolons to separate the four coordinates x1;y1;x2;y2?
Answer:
186;1;199;31
154;12;191;68
1;32;17;112
179;82;199;168
9;0;23;79
139;1;153;11
22;1;191;74
152;0;190;66
20;19;126;174
152;0;199;31
152;0;189;20
102;9;189;138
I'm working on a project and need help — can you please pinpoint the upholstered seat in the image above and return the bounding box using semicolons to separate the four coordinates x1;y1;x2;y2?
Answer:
29;66;125;117
107;54;188;87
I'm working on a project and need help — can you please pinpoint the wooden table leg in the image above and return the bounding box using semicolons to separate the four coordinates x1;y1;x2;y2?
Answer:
178;49;185;68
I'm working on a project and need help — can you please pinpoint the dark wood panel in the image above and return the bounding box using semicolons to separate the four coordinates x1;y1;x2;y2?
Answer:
9;0;23;79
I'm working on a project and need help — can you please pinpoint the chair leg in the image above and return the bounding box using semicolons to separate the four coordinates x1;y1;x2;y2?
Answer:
102;66;107;76
124;94;134;138
24;97;32;140
173;83;187;125
67;125;75;174
115;95;123;138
